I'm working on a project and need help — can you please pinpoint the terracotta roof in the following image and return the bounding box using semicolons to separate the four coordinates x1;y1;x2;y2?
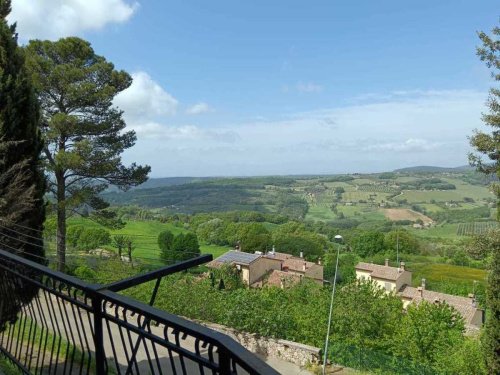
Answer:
263;252;293;261
283;258;317;273
399;285;482;326
355;262;408;281
266;270;301;288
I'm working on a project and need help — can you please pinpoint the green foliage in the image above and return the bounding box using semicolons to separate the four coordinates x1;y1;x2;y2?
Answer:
350;231;386;257
73;265;98;283
483;245;500;373
24;36;150;270
391;301;465;365
435;337;487;375
272;221;326;258
398;178;456;191
429;206;491;223
226;222;271;252
76;228;111;251
168;232;201;262
384;230;420;254
112;234;129;258
466;229;500;260
378;172;396;180
0;0;46;330
196;218;227;245
66;225;84;248
470;24;500;374
158;230;174;251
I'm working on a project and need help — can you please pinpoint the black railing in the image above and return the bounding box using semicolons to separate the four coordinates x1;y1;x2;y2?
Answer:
0;250;279;375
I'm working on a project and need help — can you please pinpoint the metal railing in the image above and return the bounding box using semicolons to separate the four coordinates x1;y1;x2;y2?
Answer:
0;250;279;375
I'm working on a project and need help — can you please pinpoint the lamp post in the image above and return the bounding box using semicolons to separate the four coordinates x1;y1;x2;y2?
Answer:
323;234;343;375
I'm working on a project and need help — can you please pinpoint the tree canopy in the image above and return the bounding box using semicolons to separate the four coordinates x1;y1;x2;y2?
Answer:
469;24;500;373
0;0;46;330
24;37;150;270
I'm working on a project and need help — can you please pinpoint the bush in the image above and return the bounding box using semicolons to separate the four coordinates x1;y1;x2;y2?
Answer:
77;228;111;251
74;265;98;283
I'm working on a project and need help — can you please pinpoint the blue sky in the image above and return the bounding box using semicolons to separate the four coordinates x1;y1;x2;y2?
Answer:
8;0;500;177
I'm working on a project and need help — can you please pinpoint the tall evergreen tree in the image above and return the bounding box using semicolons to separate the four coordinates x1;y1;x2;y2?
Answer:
0;0;46;330
24;37;150;271
469;24;500;373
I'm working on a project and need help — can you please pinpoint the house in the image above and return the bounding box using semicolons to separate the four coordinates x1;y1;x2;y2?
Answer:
355;260;484;331
399;279;484;333
207;250;281;285
355;259;412;293
266;270;302;289
264;251;324;284
207;249;323;287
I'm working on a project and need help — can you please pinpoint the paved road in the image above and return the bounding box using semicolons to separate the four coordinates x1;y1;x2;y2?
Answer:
5;293;311;374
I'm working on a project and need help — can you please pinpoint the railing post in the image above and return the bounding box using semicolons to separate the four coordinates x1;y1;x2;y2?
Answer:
92;294;106;375
219;346;231;375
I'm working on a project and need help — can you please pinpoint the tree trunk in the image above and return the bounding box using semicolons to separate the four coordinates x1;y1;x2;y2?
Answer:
56;172;66;272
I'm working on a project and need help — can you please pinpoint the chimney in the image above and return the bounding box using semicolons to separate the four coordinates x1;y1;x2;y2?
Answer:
303;262;307;271
300;251;304;258
385;259;389;267
318;258;322;265
417;286;423;298
421;278;426;290
468;293;476;307
271;245;275;255
400;262;405;272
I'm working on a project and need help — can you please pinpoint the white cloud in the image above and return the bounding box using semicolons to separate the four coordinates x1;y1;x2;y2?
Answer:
130;122;239;143
122;89;488;177
114;71;178;120
186;102;213;115
8;0;138;40
296;82;323;93
362;138;442;153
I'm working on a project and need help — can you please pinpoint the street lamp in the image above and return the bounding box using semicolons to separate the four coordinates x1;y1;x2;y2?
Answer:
322;234;343;375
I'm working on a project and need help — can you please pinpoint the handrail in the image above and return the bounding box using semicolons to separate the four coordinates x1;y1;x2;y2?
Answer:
0;248;279;375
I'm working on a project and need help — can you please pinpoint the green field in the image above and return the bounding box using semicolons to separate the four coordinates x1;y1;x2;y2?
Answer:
409;263;488;288
409;223;459;239
63;217;230;263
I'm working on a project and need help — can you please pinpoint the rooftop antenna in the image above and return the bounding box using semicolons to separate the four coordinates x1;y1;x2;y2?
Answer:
323;234;343;375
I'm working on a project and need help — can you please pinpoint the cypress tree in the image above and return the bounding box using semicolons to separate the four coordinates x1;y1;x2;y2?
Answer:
469;24;500;373
0;0;46;330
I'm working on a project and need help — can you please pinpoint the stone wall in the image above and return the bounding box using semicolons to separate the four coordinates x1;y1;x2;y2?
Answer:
201;322;321;367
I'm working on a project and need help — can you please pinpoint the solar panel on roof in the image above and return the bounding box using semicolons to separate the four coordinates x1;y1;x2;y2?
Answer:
216;251;260;265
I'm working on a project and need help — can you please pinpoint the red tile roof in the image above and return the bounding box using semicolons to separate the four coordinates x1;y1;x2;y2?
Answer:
399;285;482;326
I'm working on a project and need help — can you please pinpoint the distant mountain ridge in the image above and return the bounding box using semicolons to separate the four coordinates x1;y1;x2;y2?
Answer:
393;165;474;173
114;166;476;192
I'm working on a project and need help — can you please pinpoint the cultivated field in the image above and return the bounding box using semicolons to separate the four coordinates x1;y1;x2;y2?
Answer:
382;208;433;224
456;221;498;236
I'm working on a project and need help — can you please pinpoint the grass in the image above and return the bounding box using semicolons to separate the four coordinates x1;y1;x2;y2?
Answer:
64;217;230;263
408;263;488;288
0;357;21;375
409;223;459;239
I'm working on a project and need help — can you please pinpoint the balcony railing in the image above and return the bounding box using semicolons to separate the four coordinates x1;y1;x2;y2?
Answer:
0;249;279;375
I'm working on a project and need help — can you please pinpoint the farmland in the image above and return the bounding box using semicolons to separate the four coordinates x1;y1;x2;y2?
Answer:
456;221;498;236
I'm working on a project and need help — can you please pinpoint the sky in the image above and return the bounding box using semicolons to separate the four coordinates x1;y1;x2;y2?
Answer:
7;0;500;177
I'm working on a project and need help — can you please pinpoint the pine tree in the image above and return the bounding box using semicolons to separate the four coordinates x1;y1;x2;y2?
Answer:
0;0;46;330
24;37;150;271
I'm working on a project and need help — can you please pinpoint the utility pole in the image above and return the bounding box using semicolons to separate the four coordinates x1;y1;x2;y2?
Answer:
396;231;400;265
323;235;343;375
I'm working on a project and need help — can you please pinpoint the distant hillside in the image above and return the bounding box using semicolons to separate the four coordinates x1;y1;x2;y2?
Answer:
394;165;473;173
135;177;215;190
